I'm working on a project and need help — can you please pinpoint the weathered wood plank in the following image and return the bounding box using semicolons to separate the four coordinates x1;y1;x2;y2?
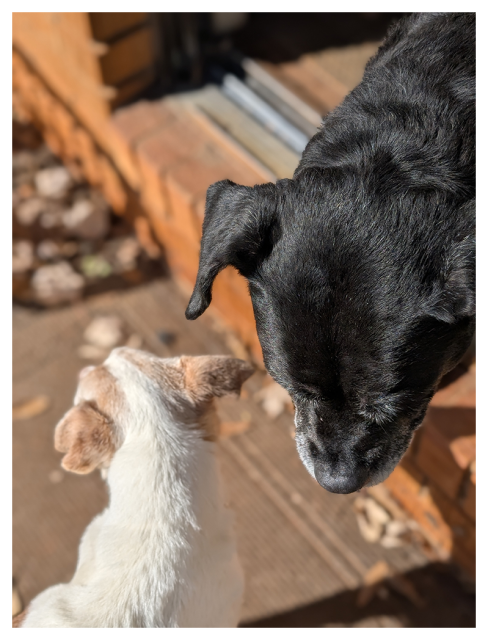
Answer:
181;86;300;179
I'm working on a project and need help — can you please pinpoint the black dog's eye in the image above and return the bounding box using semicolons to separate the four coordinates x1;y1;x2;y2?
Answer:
359;396;402;427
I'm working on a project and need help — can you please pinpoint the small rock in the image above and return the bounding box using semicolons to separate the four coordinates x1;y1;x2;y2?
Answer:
77;344;109;361
61;242;79;258
16;183;35;200
12;240;34;274
40;209;64;229
13;150;35;172
15;197;45;226
35;166;72;198
62;199;109;240
78;241;96;256
84;315;124;349
255;380;294;419
37;239;62;261
31;261;84;306
116;237;140;270
79;254;112;278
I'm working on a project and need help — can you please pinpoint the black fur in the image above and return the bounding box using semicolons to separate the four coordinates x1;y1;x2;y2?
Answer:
186;13;475;493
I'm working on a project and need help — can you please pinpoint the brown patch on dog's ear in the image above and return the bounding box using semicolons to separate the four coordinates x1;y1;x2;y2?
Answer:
180;356;255;404
54;401;116;474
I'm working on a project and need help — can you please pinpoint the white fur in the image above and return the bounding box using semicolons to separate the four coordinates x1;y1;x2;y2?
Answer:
22;351;244;628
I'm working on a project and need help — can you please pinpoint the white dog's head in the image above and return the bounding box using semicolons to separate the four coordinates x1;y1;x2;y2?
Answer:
54;348;254;475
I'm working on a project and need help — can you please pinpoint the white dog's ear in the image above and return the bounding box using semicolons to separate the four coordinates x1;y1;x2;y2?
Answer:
180;355;254;403
54;401;116;474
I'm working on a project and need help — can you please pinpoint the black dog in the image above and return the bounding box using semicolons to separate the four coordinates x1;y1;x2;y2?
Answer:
186;13;475;493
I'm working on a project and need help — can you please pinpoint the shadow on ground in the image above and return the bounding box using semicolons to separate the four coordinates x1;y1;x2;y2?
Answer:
242;562;475;628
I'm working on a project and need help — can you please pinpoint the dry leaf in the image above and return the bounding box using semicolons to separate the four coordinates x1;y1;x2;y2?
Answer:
355;495;392;544
364;497;391;527
356;561;391;607
363;561;392;586
356;511;383;543
388;574;425;608
366;485;407;522
386;520;409;538
13;395;50;421
220;421;251;439
380;535;405;549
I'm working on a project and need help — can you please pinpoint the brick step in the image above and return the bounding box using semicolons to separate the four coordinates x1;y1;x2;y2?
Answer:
384;364;476;578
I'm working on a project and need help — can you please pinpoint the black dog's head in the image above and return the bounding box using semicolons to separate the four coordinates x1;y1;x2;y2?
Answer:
186;176;475;493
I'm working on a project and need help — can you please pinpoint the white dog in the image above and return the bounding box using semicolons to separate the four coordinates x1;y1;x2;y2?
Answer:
17;348;253;628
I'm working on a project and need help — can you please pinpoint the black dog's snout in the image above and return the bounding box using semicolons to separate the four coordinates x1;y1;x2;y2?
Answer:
313;461;369;494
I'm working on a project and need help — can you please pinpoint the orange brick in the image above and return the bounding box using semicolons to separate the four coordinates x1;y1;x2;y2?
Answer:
384;465;452;558
415;404;475;499
111;100;175;147
431;488;476;568
458;472;476;522
415;422;465;500
149;221;200;286
431;367;476;408
450;434;476;470
137;116;204;177
428;405;475;442
138;155;169;221
167;149;252;241
136;117;206;220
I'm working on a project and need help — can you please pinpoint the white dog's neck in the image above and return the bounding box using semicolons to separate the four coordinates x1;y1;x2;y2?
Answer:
107;420;203;532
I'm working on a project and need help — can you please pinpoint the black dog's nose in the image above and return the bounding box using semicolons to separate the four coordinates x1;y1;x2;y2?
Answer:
314;462;369;494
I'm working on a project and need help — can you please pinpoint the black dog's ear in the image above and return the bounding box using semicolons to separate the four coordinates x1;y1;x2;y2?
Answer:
428;202;475;324
185;179;277;320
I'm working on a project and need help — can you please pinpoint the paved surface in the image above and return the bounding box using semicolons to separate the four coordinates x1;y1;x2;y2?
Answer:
13;277;475;627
